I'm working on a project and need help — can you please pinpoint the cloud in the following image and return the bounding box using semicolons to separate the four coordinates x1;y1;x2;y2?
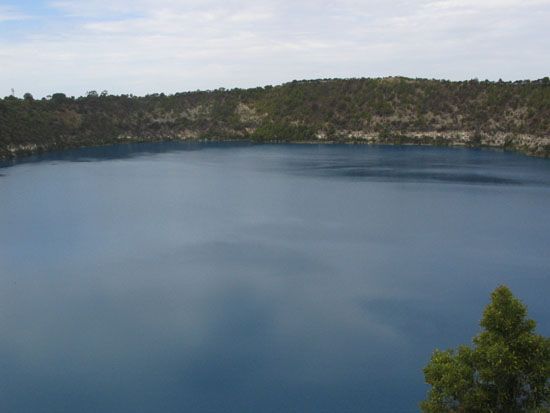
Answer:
425;0;550;10
1;0;549;97
0;6;30;22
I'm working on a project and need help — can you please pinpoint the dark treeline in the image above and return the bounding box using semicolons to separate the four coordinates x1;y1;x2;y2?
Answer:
1;77;549;159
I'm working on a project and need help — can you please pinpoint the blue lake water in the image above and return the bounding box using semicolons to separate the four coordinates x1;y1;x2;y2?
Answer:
1;142;549;412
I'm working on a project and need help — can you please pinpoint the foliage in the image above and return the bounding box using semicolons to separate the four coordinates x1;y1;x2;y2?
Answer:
1;77;549;159
251;121;317;141
421;286;550;413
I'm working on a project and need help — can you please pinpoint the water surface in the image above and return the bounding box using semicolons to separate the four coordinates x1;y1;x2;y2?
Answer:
1;143;549;412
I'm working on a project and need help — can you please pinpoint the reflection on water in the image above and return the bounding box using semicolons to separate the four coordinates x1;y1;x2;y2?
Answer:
1;143;549;413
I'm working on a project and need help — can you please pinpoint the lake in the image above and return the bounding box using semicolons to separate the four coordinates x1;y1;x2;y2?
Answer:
1;142;549;412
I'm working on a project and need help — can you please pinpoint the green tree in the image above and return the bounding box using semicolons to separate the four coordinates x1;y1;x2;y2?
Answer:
421;286;550;413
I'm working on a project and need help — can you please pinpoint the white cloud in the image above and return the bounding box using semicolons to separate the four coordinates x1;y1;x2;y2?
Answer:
425;0;550;10
1;0;549;97
0;6;30;22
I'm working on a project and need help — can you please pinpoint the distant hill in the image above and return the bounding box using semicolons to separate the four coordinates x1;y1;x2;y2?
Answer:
1;77;549;159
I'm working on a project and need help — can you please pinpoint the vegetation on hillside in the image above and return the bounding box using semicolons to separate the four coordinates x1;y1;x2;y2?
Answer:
422;286;550;412
1;77;549;159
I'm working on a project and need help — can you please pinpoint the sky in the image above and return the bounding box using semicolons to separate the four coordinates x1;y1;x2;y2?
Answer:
0;0;549;97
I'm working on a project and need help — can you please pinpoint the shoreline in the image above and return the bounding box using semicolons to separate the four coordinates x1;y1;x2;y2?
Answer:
1;130;549;164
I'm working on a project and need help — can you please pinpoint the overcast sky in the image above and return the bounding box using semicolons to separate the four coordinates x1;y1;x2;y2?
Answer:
1;0;549;97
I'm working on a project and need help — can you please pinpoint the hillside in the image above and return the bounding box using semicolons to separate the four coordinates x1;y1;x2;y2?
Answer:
1;77;549;160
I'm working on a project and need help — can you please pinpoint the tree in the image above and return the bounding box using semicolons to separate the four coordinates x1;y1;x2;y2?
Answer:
421;286;550;413
51;93;67;104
